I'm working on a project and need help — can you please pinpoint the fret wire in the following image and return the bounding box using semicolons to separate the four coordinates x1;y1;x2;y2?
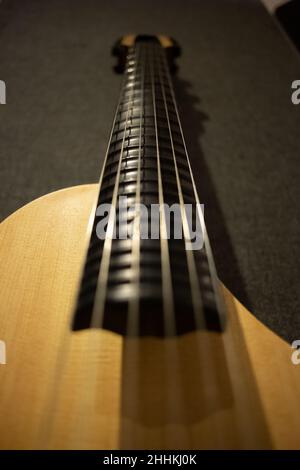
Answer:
155;45;206;330
127;44;146;335
73;37;224;337
91;44;142;328
158;45;225;326
150;42;176;337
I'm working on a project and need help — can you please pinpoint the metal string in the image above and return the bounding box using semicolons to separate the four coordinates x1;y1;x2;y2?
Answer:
35;49;132;448
150;43;176;337
156;44;227;442
157;45;225;325
91;44;142;329
155;44;206;330
67;44;143;448
126;43;146;336
151;41;192;445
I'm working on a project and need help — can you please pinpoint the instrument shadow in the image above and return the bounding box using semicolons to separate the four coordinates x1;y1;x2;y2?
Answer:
119;299;272;449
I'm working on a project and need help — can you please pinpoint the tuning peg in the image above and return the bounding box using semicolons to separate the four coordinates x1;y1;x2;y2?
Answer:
111;38;128;74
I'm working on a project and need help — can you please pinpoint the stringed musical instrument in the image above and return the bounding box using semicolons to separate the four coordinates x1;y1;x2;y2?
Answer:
0;35;300;450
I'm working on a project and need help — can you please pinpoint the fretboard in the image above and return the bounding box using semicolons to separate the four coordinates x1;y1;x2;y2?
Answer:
73;36;224;336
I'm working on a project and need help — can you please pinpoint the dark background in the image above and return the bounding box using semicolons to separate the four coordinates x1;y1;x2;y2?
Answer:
0;0;299;342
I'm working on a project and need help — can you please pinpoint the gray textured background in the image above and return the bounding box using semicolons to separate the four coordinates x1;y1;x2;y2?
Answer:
0;0;299;342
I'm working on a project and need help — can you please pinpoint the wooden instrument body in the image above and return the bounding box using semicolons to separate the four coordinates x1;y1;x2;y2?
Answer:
0;184;299;449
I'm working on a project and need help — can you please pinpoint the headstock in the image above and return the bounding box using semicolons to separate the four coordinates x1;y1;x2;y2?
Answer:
112;34;181;74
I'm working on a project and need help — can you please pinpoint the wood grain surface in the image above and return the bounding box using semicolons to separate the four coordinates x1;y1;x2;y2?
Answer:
0;184;299;449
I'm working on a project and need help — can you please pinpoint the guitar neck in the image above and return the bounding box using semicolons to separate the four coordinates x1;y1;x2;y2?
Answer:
73;35;224;336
